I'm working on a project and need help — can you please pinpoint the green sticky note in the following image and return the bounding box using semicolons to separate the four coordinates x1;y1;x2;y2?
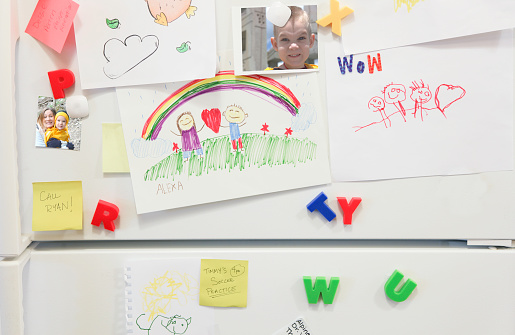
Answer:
200;259;248;307
102;123;130;173
32;181;83;231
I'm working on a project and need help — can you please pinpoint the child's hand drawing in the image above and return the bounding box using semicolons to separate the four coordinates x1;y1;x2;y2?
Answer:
137;314;192;335
171;112;205;161
409;80;432;121
383;83;407;122
435;84;466;118
201;108;221;133
221;104;248;152
368;96;391;128
145;0;197;26
354;80;466;132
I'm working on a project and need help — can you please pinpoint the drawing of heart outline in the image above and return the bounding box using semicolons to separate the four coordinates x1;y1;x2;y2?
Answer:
435;84;466;115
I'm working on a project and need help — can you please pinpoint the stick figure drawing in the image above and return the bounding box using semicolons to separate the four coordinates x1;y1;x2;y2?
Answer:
368;96;390;128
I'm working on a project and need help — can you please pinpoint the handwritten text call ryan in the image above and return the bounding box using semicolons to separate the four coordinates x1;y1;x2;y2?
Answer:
39;190;74;213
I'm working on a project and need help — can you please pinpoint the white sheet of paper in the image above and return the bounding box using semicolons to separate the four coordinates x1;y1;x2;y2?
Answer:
73;0;216;89
325;30;513;181
117;72;331;214
125;258;215;335
272;317;314;335
336;0;515;55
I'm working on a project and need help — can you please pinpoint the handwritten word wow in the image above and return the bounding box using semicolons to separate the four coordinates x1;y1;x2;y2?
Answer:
337;53;382;75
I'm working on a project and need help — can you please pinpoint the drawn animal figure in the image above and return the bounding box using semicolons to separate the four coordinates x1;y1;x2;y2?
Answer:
145;0;197;26
137;314;192;335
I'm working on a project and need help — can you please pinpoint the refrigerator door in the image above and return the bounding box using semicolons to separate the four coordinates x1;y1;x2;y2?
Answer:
19;242;515;335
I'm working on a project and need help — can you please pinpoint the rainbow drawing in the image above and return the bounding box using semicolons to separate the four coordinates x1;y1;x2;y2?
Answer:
142;71;301;140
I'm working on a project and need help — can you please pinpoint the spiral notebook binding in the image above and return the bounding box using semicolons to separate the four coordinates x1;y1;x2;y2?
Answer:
124;266;134;333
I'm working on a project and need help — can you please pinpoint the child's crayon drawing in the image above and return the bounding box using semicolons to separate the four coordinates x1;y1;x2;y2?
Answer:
325;30;513;181
332;0;515;55
355;80;466;132
136;314;192;335
126;259;215;335
394;0;426;13
74;0;216;89
118;71;330;213
103;35;160;79
141;271;199;321
145;0;197;26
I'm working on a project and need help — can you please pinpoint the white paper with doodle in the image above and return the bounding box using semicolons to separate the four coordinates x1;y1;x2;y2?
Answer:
73;0;216;89
125;258;215;335
336;0;515;55
117;71;331;214
325;30;513;181
272;318;314;335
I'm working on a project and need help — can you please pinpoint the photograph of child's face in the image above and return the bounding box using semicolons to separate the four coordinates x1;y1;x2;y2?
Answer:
270;11;315;69
35;96;82;151
239;5;318;73
55;115;68;130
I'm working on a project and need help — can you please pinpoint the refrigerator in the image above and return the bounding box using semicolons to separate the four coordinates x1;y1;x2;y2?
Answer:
1;0;514;334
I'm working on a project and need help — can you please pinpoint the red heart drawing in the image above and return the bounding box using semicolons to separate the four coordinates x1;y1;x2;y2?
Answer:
201;108;221;133
435;84;466;116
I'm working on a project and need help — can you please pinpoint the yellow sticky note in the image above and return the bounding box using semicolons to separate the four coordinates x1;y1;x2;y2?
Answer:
32;181;83;231
200;259;248;307
102;123;130;173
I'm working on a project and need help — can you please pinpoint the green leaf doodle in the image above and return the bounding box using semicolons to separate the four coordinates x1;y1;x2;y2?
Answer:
176;41;191;53
106;18;120;29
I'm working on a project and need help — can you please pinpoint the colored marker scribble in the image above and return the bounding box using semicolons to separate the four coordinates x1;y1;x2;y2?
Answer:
394;0;425;13
141;271;199;321
144;133;317;181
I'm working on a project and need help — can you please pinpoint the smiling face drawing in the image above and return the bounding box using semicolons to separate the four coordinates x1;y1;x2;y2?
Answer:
409;81;432;104
411;87;432;103
383;84;406;104
177;112;195;131
368;96;385;110
223;105;247;124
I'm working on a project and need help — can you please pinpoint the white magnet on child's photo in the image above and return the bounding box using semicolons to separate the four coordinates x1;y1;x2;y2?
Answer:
66;95;89;118
266;2;291;27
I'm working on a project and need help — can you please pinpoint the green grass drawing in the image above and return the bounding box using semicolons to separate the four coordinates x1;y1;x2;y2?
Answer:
144;133;317;181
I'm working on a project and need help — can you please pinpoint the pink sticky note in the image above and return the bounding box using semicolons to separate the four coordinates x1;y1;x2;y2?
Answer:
25;0;79;53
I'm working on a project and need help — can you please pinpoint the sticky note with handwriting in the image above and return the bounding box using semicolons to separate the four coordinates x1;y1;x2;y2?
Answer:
25;0;79;53
199;259;248;307
32;181;83;231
